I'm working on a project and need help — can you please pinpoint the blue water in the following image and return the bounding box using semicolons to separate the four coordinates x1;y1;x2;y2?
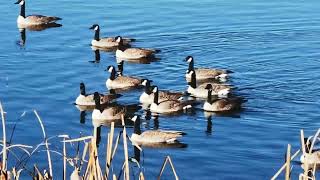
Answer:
1;0;320;179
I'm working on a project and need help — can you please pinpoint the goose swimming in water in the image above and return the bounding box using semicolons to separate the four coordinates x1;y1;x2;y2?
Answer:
115;36;160;59
105;65;142;90
139;79;184;105
75;82;122;106
130;115;185;144
187;70;232;98
15;0;61;28
203;84;246;112
89;24;135;48
150;86;195;114
184;56;232;82
92;92;141;120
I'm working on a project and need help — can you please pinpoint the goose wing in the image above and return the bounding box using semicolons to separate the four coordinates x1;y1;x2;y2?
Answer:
115;76;141;85
99;37;116;42
140;130;183;142
124;48;153;57
26;15;61;24
100;94;122;104
159;91;183;100
195;68;226;77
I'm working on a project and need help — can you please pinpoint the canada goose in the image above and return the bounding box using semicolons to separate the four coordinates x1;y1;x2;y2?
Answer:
203;84;245;112
115;36;160;59
105;65;141;90
15;0;61;27
75;82;122;106
92;92;141;120
187;70;231;98
130;115;185;144
184;56;232;81
150;86;194;114
139;79;184;104
89;24;134;48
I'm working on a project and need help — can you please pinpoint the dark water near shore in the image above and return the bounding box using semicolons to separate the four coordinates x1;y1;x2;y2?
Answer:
1;0;320;179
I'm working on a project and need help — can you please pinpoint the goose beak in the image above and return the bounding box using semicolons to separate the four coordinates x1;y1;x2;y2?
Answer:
89;26;94;30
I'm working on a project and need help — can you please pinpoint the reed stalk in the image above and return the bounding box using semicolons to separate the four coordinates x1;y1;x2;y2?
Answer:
158;156;179;180
122;115;130;180
0;101;7;171
34;110;53;178
285;144;291;180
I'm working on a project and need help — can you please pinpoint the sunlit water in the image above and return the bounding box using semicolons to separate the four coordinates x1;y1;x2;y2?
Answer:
1;0;320;179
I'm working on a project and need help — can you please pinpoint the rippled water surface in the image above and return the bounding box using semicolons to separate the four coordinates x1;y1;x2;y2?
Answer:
1;0;320;179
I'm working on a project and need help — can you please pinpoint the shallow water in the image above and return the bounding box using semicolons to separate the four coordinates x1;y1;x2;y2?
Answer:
1;0;320;179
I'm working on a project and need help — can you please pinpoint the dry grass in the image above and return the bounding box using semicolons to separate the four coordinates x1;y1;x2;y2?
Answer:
272;129;320;180
0;101;180;180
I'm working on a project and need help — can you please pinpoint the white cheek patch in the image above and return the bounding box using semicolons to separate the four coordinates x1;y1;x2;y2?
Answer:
187;57;192;62
19;1;25;5
116;37;121;43
132;115;137;122
141;80;147;86
108;66;114;72
94;26;98;31
152;87;158;93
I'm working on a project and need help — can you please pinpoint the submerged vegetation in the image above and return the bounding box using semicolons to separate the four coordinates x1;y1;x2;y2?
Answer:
0;101;180;179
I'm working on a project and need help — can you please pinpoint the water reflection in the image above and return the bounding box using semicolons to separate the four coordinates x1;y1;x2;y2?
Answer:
203;111;213;135
116;56;160;65
16;23;61;47
89;48;101;63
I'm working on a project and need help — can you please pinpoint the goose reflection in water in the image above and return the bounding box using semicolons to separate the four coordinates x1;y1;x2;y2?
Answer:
17;23;61;47
89;47;101;63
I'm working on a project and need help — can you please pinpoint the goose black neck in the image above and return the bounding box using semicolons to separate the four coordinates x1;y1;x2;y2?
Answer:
189;72;197;88
117;62;123;76
94;29;100;41
80;86;86;95
207;90;212;103
94;96;102;112
188;60;194;71
134;117;141;135
20;3;25;18
109;68;116;80
153;89;159;104
117;41;126;51
144;82;152;94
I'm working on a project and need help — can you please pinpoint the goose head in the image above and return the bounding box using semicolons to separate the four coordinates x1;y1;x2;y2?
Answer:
80;82;86;95
141;79;153;86
115;36;123;43
14;0;25;5
89;24;100;31
187;70;197;88
205;84;213;90
184;56;194;63
106;65;115;73
205;84;214;103
131;115;141;135
106;65;116;80
185;56;194;71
